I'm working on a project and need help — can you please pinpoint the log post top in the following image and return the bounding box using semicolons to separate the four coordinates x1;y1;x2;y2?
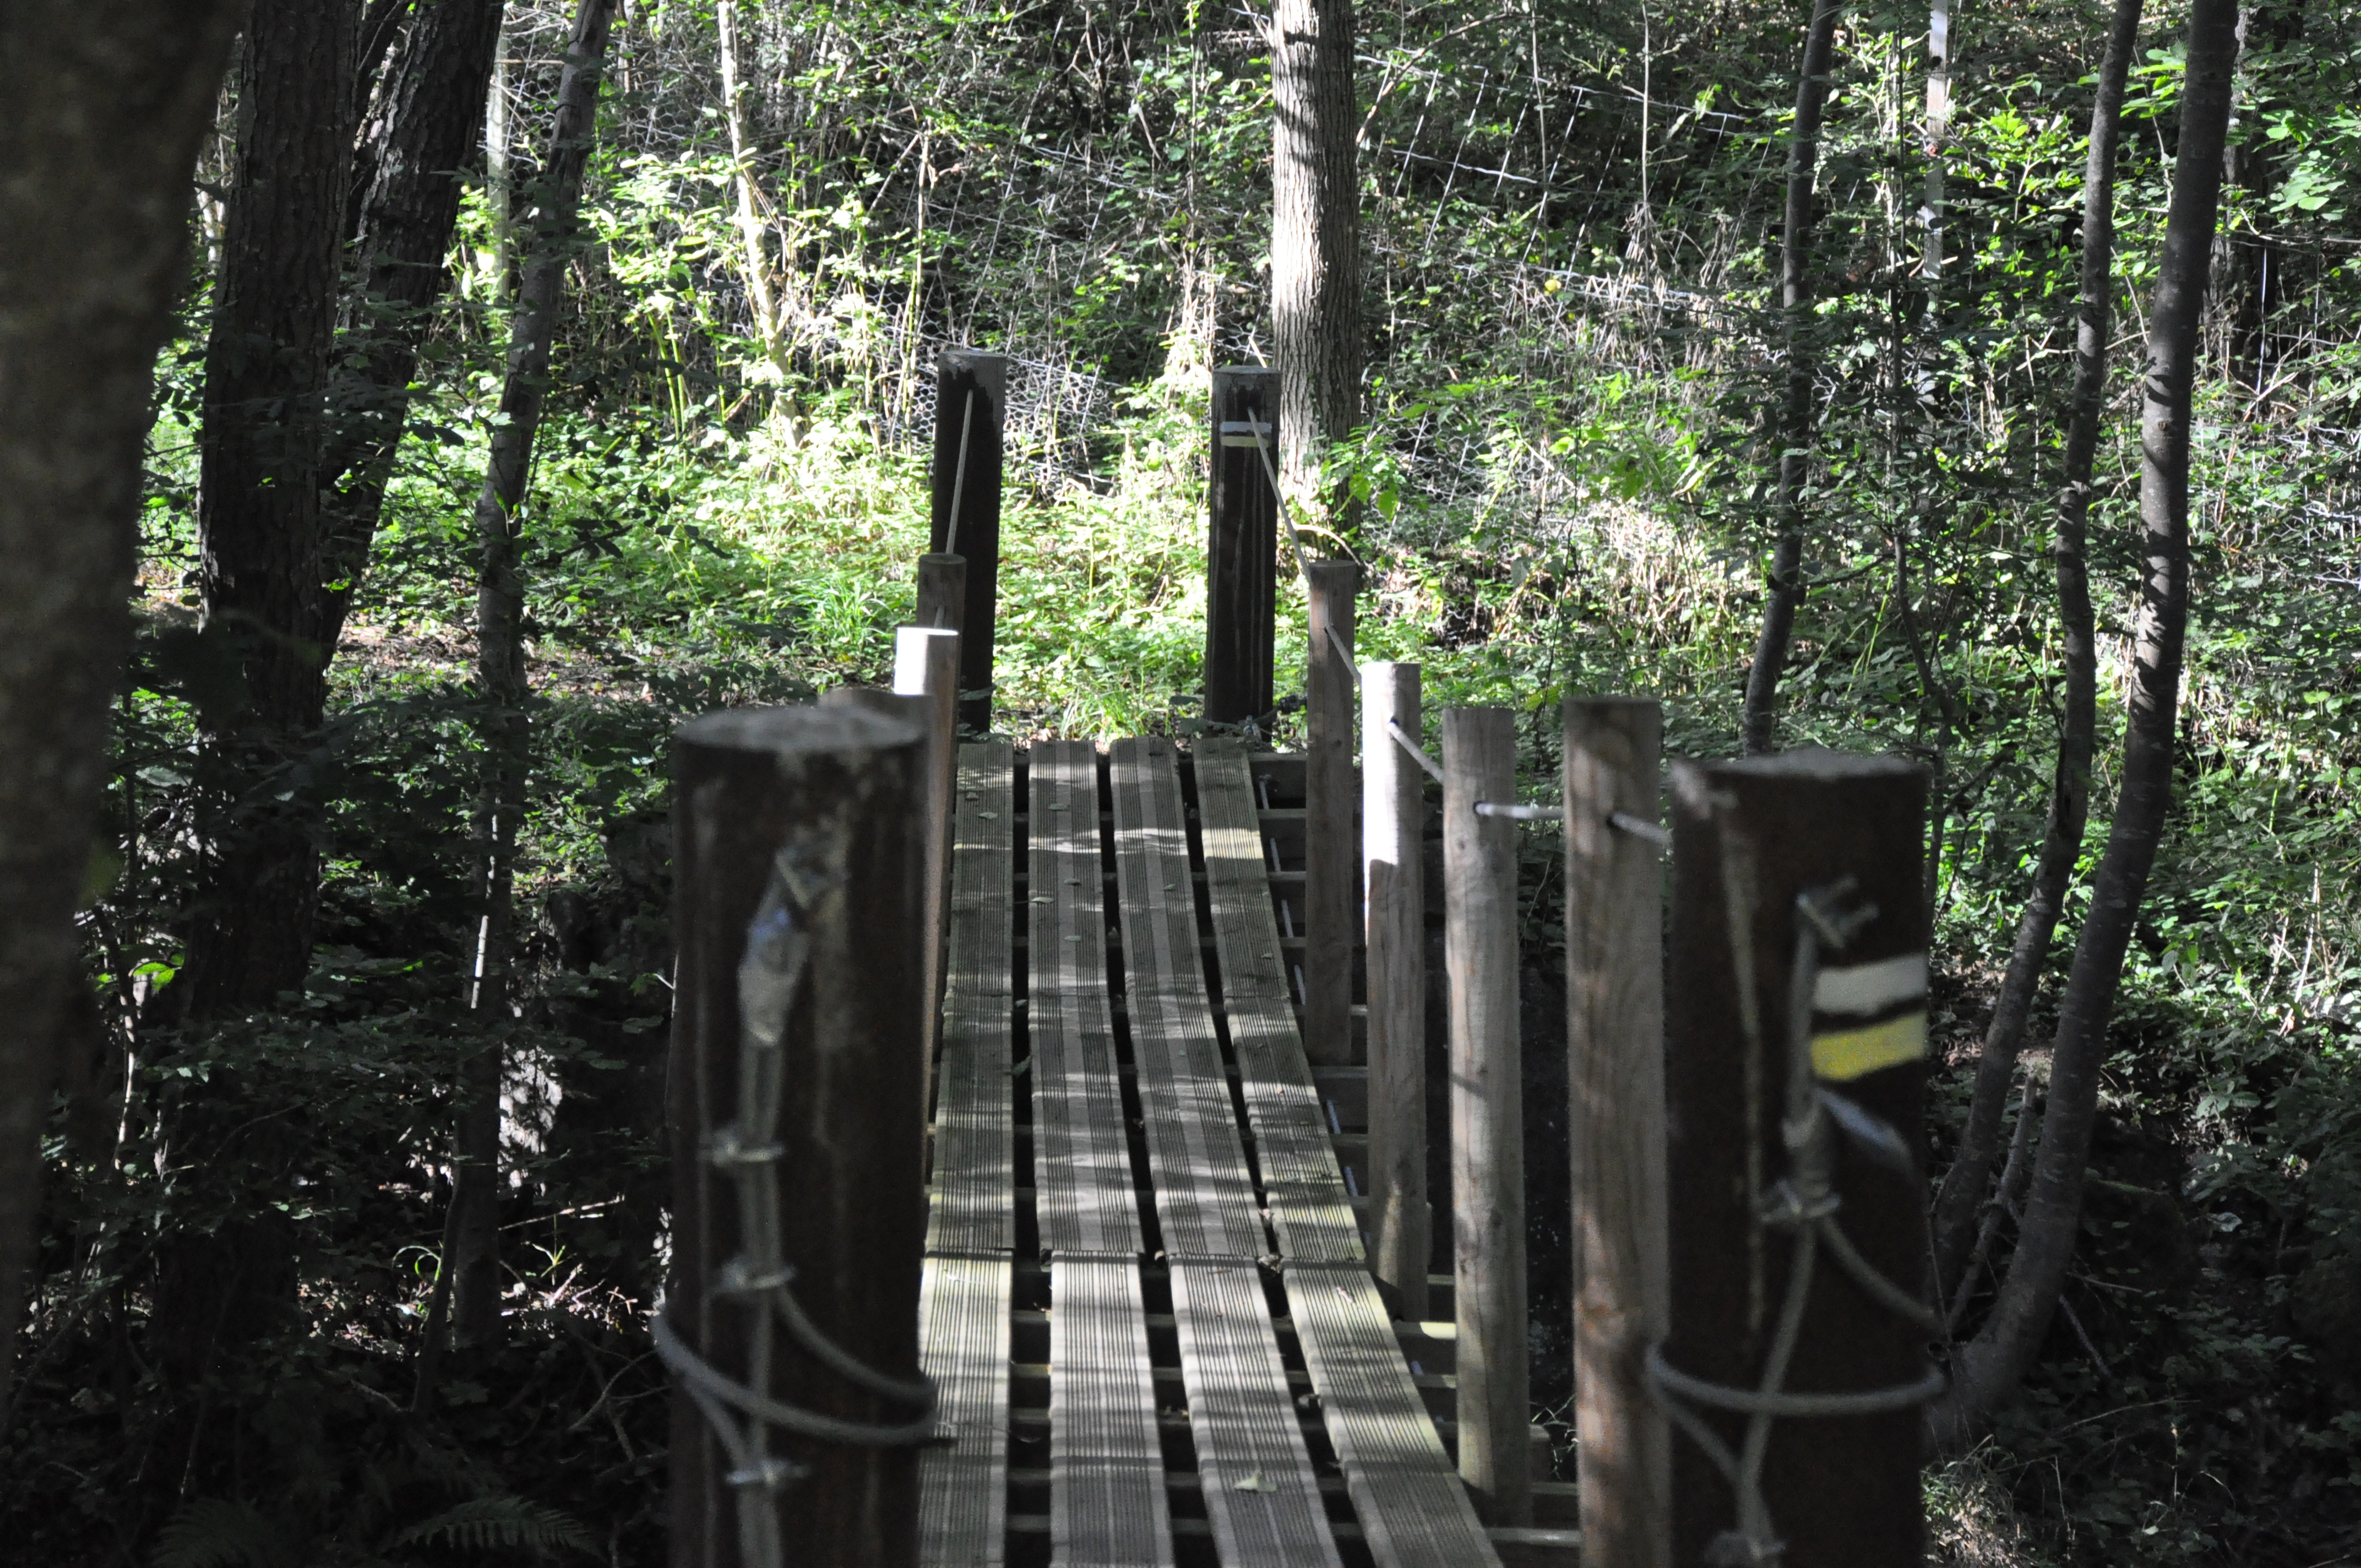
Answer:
677;704;922;760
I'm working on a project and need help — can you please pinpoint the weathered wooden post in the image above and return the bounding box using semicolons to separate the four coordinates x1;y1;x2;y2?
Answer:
895;627;961;1116
1662;751;1935;1568
929;351;1005;733
1362;661;1428;1321
1204;364;1280;728
1303;560;1358;1066
1441;705;1528;1526
662;706;936;1568
1563;697;1670;1568
915;551;966;641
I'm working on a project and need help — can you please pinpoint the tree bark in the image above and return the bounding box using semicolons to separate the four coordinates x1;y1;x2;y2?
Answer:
443;0;617;1352
1921;0;1952;305
317;0;506;654
0;0;244;1370
185;0;361;1019
1269;0;1362;505
718;0;792;385
1737;0;1842;757
1933;0;2238;1445
1927;0;2141;1302
485;12;514;300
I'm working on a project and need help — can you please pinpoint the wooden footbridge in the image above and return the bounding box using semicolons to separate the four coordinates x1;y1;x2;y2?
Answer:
917;736;1568;1567
659;353;1945;1568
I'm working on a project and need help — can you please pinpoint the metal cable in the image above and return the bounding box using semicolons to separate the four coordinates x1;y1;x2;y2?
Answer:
1246;415;1314;585
657;845;941;1568
1648;879;1945;1565
944;385;977;559
1386;718;1444;783
1609;809;1671;847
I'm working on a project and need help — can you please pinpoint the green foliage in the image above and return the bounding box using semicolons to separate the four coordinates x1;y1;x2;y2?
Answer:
21;0;2361;1562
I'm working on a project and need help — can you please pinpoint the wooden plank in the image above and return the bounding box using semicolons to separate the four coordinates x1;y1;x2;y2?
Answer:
919;1253;1013;1567
1106;739;1340;1566
1195;739;1362;1264
1288;1262;1503;1568
1169;1260;1344;1568
1049;1255;1176;1568
921;741;1015;1567
928;740;1015;1254
1105;737;1265;1263
1200;738;1502;1568
1029;741;1140;1257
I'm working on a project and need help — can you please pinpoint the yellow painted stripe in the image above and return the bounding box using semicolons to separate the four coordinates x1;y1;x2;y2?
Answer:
1809;1012;1927;1082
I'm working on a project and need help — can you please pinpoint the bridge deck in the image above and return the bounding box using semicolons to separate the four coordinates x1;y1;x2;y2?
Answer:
920;738;1574;1566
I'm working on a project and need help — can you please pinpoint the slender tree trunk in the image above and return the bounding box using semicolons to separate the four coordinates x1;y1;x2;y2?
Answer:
1927;0;2141;1300
485;14;514;300
1737;0;1842;756
443;0;617;1352
1921;0;1952;308
1933;0;2238;1445
718;0;792;384
1269;0;1362;507
185;0;361;1019
316;0;507;655
0;0;244;1366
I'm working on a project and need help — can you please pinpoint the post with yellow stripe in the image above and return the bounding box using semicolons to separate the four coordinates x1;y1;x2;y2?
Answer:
1658;751;1938;1568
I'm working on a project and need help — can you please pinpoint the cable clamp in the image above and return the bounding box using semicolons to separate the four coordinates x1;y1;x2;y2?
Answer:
709;1129;785;1168
726;1457;809;1490
1755;1179;1839;1228
716;1257;796;1295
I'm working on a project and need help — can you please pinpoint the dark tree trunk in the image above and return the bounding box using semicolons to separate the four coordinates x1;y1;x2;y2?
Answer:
440;0;617;1352
1933;0;2239;1445
0;0;244;1366
317;0;507;654
186;0;361;1019
1270;0;1361;505
1928;0;2141;1301
1737;0;1842;756
2222;1;2301;396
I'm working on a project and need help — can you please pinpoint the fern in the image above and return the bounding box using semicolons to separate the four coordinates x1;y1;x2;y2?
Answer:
383;1495;596;1559
153;1499;296;1568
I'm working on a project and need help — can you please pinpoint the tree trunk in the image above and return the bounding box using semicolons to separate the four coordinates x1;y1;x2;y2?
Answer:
485;13;514;300
1737;0;1842;757
718;0;793;385
0;0;244;1369
1269;0;1362;506
317;0;507;655
1927;0;2141;1302
1932;0;2238;1445
443;0;617;1352
185;0;361;1019
1921;0;1952;307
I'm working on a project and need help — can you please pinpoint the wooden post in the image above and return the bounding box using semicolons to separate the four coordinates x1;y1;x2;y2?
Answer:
929;350;1005;733
1303;561;1358;1067
1563;698;1669;1568
1441;705;1528;1526
1663;751;1930;1568
1362;661;1428;1321
915;551;967;641
1204;364;1280;728
666;705;931;1568
895;627;961;1121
